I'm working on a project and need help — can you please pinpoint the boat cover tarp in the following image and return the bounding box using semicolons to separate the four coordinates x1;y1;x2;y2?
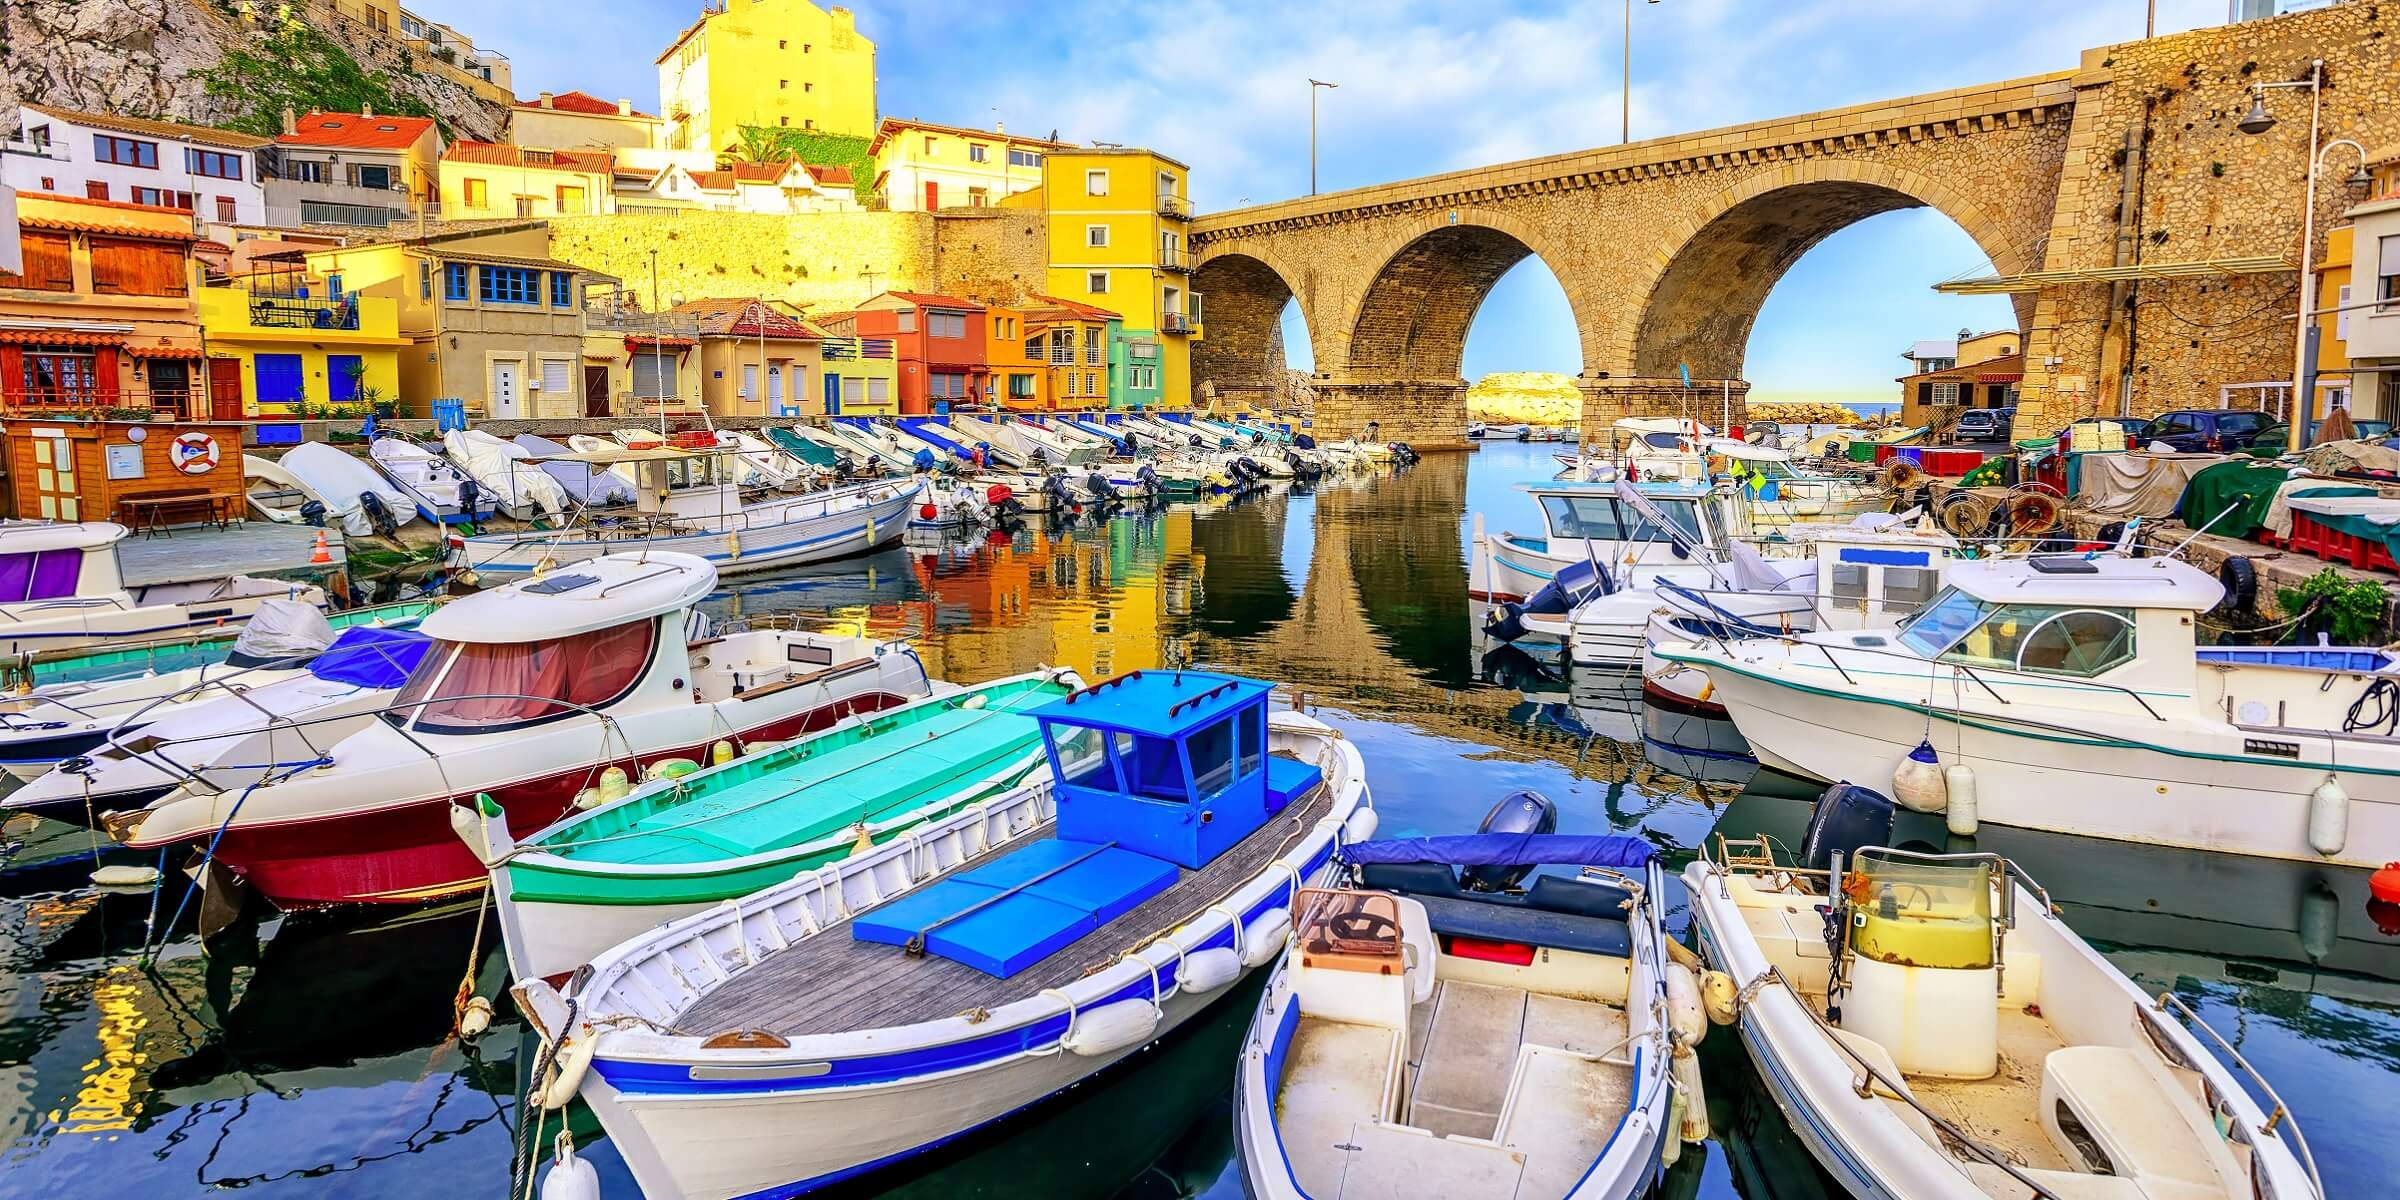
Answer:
277;442;419;536
2175;461;2312;539
767;426;840;467
224;599;337;666
1342;833;1654;869
2075;451;2228;519
515;434;636;507
304;626;433;689
444;429;567;519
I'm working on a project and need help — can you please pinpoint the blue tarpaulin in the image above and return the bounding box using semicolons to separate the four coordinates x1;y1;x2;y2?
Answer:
306;627;434;689
1342;833;1653;869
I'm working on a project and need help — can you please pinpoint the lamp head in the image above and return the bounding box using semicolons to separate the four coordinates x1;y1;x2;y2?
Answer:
2346;165;2374;191
2237;93;2276;136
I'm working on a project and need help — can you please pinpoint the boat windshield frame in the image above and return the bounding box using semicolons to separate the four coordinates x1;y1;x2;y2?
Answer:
384;615;661;735
1895;588;2141;679
1537;492;1706;548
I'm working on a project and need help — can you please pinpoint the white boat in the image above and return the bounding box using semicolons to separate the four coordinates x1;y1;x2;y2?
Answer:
512;433;637;508
0;522;327;658
1685;790;2324;1200
442;428;567;521
268;442;418;537
111;551;933;908
1657;554;2400;866
1468;481;1733;605
510;672;1371;1199
452;471;921;578
8;623;432;825
369;434;494;524
1236;828;1689;1200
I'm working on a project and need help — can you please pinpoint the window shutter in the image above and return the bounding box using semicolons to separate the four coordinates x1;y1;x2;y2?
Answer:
2;232;73;291
542;358;571;394
88;237;188;297
631;354;677;399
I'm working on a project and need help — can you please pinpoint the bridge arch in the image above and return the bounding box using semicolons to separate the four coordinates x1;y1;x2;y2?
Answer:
1622;160;2031;381
1190;249;1315;409
1339;209;1590;381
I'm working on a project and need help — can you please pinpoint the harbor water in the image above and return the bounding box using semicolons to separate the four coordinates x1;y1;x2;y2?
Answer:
1;441;2392;1198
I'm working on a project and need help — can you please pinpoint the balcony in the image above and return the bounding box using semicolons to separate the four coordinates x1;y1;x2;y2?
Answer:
821;336;896;361
200;284;400;340
1160;312;1193;335
1156;246;1191;274
1156;192;1191;220
1;131;68;162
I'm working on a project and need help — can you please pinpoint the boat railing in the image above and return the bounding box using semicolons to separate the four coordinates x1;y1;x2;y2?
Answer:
2150;990;2325;1199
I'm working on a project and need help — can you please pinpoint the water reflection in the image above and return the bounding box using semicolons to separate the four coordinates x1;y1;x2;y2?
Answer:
0;443;2392;1199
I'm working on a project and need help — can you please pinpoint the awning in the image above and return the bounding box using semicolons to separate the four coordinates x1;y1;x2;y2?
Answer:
0;329;124;348
624;335;696;352
1975;371;2023;384
130;345;207;360
18;216;198;243
1935;255;2295;295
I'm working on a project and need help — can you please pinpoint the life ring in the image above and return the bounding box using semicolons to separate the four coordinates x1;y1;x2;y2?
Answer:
170;432;219;475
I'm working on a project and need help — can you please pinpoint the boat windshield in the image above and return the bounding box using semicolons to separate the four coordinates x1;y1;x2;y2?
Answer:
391;617;657;732
0;548;86;602
1539;494;1704;546
1898;591;2138;676
1896;588;1988;656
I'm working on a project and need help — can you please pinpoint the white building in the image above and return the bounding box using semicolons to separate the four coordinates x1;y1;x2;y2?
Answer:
1;105;269;224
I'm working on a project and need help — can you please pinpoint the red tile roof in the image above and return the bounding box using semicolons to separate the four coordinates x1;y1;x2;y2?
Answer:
806;164;854;186
20;104;270;150
515;90;653;119
729;162;790;184
277;112;438;150
14;193;201;240
685;170;734;191
1025;294;1120;322
444;142;612;172
881;291;986;311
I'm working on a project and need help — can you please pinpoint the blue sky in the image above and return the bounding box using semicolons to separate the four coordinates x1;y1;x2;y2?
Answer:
412;0;2237;404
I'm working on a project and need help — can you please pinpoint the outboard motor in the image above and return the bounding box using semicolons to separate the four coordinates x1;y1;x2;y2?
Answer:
1462;789;1560;892
1042;473;1073;508
1085;471;1118;501
1393;442;1421;464
1482;558;1612;643
457;478;480;520
1801;782;1896;877
358;491;401;540
1294;433;1317;451
1121;430;1142;456
299;498;328;528
1135;463;1159;491
912;447;938;473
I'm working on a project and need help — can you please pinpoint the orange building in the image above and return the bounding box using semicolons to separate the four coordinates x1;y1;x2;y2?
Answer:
0;193;207;416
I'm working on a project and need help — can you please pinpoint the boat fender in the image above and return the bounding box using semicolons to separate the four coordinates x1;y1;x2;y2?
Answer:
1343;806;1379;843
1701;969;1738;1026
710;740;735;766
1179;947;1242;995
458;995;493;1040
1665;963;1707;1046
1241;909;1291;968
597;767;631;803
746;739;782;757
647;757;701;782
2372;862;2400;905
2308;777;2349;857
2215;555;2258;614
960;693;989;710
1891;741;1948;814
1660;1090;1685;1168
540;1031;595;1109
572;787;604;811
540;1129;600;1200
1061;998;1159;1057
91;863;162;888
1660;937;1703;973
1943;764;1979;836
1670;1041;1711;1143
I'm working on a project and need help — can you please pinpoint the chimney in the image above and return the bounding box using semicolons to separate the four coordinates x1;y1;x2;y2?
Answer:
538;91;554;109
995;120;1005;134
616;98;633;116
280;106;297;136
362;103;375;118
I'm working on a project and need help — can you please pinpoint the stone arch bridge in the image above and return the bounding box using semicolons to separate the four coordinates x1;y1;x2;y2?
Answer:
1191;73;2075;447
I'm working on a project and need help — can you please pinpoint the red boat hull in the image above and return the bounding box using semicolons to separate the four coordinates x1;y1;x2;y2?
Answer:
202;691;912;908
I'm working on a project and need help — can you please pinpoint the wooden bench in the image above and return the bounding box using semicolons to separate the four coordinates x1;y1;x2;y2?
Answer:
117;490;238;537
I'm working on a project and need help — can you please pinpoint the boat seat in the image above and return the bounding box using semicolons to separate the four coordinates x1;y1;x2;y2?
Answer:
1412;894;1632;958
1333;1120;1525;1199
2040;1046;2227;1192
1408;980;1524;1139
1499;1045;1635;1200
1276;1019;1402;1200
1265;755;1322;814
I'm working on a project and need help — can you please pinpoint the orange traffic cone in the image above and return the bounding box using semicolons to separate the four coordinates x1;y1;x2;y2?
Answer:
309;530;333;565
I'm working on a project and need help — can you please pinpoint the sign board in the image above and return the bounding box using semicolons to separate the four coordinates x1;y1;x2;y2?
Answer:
103;443;145;481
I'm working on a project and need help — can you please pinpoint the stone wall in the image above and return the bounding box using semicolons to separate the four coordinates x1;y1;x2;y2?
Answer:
547;209;1046;313
2018;2;2400;434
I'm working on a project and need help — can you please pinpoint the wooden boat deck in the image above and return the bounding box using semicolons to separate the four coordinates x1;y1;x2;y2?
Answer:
674;783;1335;1038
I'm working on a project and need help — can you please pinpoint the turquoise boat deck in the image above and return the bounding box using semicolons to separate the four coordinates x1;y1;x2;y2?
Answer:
541;680;1063;868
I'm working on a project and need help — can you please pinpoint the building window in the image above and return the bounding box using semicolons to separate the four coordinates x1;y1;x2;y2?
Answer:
1931;382;1961;405
780;117;791;127
421;261;434;300
2380;235;2400;309
1158;170;1176;197
1085;328;1104;364
515;196;537;218
632;352;678;400
289;159;325;184
924;136;937;155
804;82;813;93
841;377;864;406
1087;270;1109;294
1024;334;1043;361
556;185;586;214
1085;224;1109;248
480;265;541;305
94;135;158;168
929;372;969;399
780;79;789;89
1084;371;1098;396
464;178;488;208
215;195;237;221
326;273;344;297
186;148;244;180
84;181;107;201
1128;364;1157;390
551;271;574;307
1008;373;1037;399
778;38;787;48
894;310;917;334
89;237;189;297
130;187;194;210
0;231;74;291
867;378;889;403
445;262;470;300
804;119;815;130
1084;169;1109;196
929;312;967;339
1162;285;1181;316
969;143;988;163
354;163;393;191
1008;149;1041;168
22;352;100;404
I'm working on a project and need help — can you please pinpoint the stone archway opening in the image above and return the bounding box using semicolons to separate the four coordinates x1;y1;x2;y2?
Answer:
1190;253;1305;413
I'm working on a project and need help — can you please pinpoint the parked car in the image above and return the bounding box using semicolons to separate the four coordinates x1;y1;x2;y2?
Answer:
2247;417;2394;453
2137;408;2273;453
1953;406;2014;442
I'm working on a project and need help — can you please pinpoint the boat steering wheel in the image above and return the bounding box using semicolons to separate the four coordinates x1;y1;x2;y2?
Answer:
1328;909;1400;944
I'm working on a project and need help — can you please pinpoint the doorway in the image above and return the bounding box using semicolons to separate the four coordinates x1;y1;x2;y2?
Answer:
491;360;522;419
146;360;192;418
583;364;610;418
207;358;244;420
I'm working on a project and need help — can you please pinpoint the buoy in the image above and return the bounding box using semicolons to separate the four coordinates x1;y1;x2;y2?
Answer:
308;530;333;565
1944;764;1979;836
458;995;493;1039
1240;908;1291;967
725;529;742;561
1343;806;1379;842
1060;998;1159;1056
572;787;604;811
446;801;489;860
540;1129;600;1200
709;740;734;765
91;863;161;888
597;766;631;802
540;1031;595;1109
1665;963;1707;1046
646;757;700;782
1178;947;1242;995
960;693;988;710
1892;740;1948;814
2308;777;2350;857
1701;969;1738;1026
2368;861;2400;906
1671;1043;1711;1142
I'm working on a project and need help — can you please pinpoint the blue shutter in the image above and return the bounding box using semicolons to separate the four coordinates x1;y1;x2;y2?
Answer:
327;354;363;402
254;354;305;405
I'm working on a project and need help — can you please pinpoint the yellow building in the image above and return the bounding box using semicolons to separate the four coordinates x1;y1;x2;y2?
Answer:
1013;148;1196;408
1020;296;1119;410
668;298;827;417
867;119;1067;211
511;91;663;152
439;142;614;219
655;0;878;154
197;261;407;417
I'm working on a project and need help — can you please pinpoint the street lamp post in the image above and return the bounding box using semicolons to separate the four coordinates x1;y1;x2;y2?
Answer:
2238;60;2374;453
1309;79;1338;196
1624;0;1658;144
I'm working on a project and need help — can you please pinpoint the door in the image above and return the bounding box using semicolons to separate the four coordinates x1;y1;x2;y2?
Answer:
326;354;364;404
208;358;244;420
923;181;939;210
766;365;784;411
823;371;841;416
491;360;522;419
583;365;610;418
254;353;304;411
146;361;191;417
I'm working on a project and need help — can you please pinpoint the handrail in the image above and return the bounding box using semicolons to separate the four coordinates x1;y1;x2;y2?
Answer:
2150;991;2325;1199
1709;627;2178;724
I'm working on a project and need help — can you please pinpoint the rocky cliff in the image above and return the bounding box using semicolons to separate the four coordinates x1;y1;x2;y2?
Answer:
2;0;507;143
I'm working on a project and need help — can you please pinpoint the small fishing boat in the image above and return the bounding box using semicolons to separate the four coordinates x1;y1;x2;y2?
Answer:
443;428;567;521
0;597;437;692
111;551;931;908
0;522;328;658
1468;481;1725;605
1686;783;2324;1200
451;467;921;578
369;434;492;525
513;433;636;508
7;624;433;825
262;442;417;536
1235;808;1693;1200
512;670;1371;1199
465;669;1077;982
1656;554;2400;865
